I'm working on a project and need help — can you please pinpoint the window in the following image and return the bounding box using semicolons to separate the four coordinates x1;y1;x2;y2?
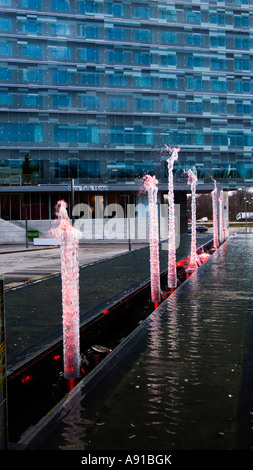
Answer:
135;29;151;42
235;57;250;71
161;32;178;44
186;10;201;23
161;55;177;66
212;57;226;69
108;50;126;63
80;48;98;61
52;23;70;35
51;0;69;11
80;1;98;13
136;98;153;110
235;37;249;49
0;92;12;105
108;3;124;16
211;36;225;47
23;93;42;106
79;160;100;178
163;99;178;112
187;34;202;45
81;95;99;108
134;6;151;18
0;18;11;31
212;79;227;91
53;94;71;107
54;125;100;144
22;0;41;8
160;9;177;21
234;15;249;27
0;124;43;142
162;77;177;89
23;44;41;58
108;27;125;40
109;96;127;109
187;101;203;112
109;74;126;86
187;56;203;67
236;102;251;114
0;0;11;5
51;46;70;60
52;69;71;83
187;77;203;90
0;42;12;56
235;80;250;93
23;68;42;81
135;52;152;65
136;75;152;87
22;19;41;33
82;72;99;85
0;67;12;80
211;13;225;25
110;126;154;145
82;25;98;38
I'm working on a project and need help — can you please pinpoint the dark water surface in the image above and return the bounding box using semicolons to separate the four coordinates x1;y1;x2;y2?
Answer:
5;234;211;368
23;234;253;450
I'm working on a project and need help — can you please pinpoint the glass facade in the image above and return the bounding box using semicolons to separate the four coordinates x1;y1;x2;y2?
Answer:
0;0;252;188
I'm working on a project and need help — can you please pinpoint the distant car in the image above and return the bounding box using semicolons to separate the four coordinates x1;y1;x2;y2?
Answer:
188;225;208;234
197;217;208;222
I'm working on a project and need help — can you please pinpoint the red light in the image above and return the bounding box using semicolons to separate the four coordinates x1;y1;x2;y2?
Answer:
21;375;32;384
102;309;109;315
54;355;61;360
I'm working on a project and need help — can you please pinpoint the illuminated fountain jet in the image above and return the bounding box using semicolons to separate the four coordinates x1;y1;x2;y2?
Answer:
166;146;180;290
219;190;225;244
211;177;219;250
51;200;82;379
187;168;198;272
143;174;161;304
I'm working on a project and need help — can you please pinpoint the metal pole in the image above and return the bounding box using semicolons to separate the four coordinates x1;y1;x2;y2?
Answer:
0;278;8;449
25;206;28;248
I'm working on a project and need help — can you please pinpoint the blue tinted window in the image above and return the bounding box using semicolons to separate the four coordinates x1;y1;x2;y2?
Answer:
0;18;11;31
53;94;71;107
0;92;12;105
108;27;125;39
22;0;41;8
52;70;71;83
0;43;12;56
0;67;12;80
135;52;152;65
235;80;250;93
23;44;41;57
187;77;203;90
51;46;70;59
186;11;201;23
109;74;126;86
51;0;69;11
235;58;250;70
162;77;177;89
109;96;127;109
135;29;151;42
188;56;202;67
80;48;98;61
80;1;98;13
23;93;42;106
82;25;98;38
82;73;99;85
82;95;99;108
108;3;124;16
136;76;152;87
134;6;150;18
162;55;177;66
108;50;126;63
23;68;42;81
187;34;202;45
52;23;70;35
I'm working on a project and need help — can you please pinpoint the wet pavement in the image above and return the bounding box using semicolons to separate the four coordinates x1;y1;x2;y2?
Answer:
19;233;253;450
5;233;212;368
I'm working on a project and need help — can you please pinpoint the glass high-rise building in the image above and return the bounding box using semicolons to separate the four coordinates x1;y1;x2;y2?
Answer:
0;0;252;222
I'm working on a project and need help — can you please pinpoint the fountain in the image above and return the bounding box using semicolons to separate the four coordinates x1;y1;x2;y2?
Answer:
211;178;219;250
219;190;224;244
187;168;198;271
143;174;161;304
166;146;180;290
51;200;82;379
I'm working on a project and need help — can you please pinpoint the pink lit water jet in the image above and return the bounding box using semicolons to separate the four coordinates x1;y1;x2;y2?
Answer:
51;200;82;379
187;169;198;271
143;174;161;303
219;190;224;244
211;178;219;250
166;146;180;289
